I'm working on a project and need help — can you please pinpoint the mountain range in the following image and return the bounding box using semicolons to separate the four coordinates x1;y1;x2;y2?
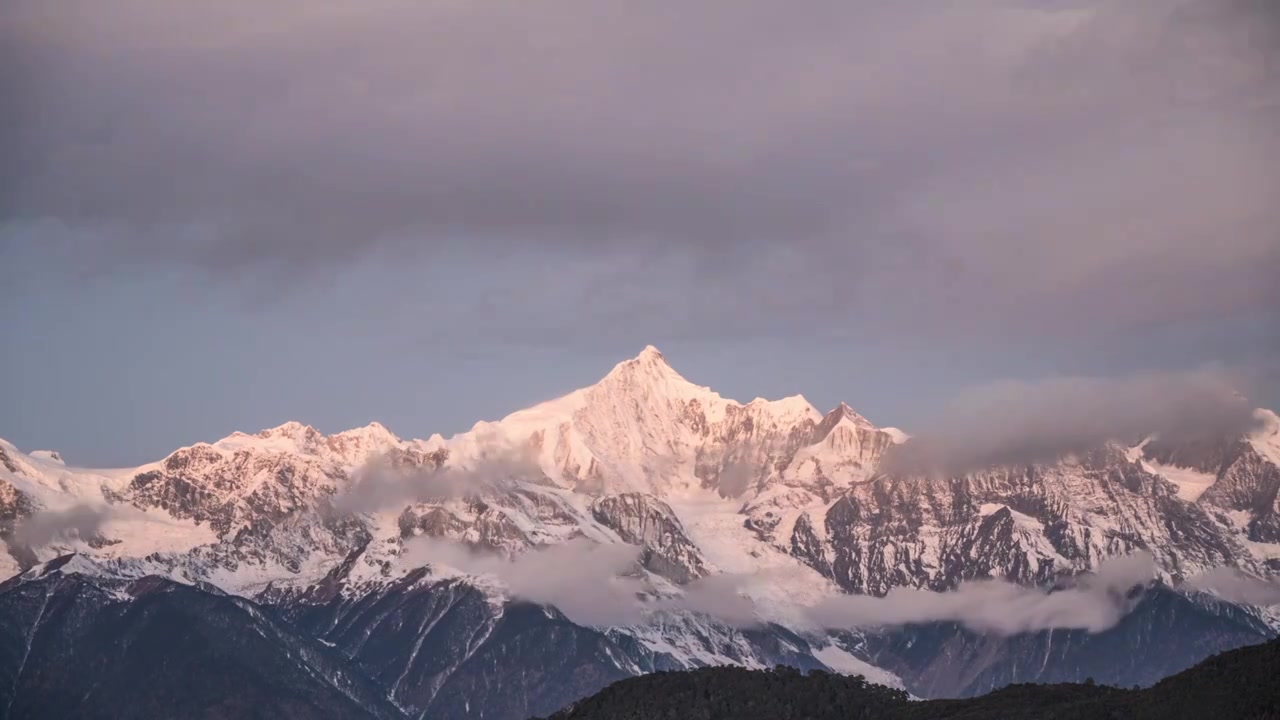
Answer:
2;346;1279;718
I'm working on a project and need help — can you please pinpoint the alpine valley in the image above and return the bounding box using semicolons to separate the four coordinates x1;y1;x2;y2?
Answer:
2;346;1279;720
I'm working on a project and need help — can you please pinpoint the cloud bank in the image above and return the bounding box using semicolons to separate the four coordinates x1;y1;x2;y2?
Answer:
881;368;1260;475
808;553;1156;635
406;534;1158;634
2;0;1277;348
329;441;541;516
403;536;649;626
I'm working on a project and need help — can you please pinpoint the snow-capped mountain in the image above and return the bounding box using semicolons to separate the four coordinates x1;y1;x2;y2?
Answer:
0;345;906;592
2;346;1279;717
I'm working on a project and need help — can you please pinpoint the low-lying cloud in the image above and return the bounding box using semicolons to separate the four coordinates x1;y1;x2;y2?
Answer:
406;534;1159;634
808;553;1156;635
13;503;114;547
659;571;767;627
1183;567;1280;606
403;536;649;626
330;440;540;516
881;368;1260;476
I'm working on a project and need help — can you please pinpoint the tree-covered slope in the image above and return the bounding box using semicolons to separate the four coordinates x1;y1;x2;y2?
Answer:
537;637;1280;720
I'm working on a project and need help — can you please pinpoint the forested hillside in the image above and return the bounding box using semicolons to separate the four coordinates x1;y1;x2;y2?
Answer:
537;637;1280;720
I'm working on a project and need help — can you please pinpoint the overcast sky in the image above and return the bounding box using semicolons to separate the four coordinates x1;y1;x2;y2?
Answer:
2;0;1278;466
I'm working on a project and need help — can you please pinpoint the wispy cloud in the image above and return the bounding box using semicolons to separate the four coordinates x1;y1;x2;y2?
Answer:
329;439;541;515
403;536;649;626
404;534;1159;634
881;368;1260;475
13;503;114;547
1183;567;1280;606
807;553;1156;635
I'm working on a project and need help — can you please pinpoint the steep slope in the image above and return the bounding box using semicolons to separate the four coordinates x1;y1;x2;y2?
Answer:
856;585;1272;698
262;545;832;720
0;555;406;720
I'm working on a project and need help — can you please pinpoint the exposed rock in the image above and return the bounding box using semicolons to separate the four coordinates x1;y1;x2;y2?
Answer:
591;493;708;582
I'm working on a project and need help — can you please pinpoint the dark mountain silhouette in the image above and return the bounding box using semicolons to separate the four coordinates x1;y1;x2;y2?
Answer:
535;636;1280;720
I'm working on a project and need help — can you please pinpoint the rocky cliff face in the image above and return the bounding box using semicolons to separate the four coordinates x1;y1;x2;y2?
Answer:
780;444;1265;597
590;493;708;582
1199;442;1280;546
119;421;403;537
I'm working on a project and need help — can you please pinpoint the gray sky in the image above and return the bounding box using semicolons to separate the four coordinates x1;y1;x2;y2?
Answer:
2;0;1278;466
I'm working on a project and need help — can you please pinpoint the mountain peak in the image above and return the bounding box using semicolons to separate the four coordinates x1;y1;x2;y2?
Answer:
834;402;871;425
334;421;396;439
818;402;871;426
258;421;318;439
602;345;685;384
811;402;878;444
635;344;668;365
21;553;113;582
590;345;734;412
208;421;325;454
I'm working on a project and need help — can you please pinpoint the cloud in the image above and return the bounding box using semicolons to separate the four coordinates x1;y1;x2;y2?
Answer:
329;438;541;515
1183;567;1280;606
403;533;1159;634
880;368;1261;475
404;535;788;628
712;440;777;499
2;0;1277;348
13;503;114;547
807;552;1157;635
403;536;649;626
658;571;766;627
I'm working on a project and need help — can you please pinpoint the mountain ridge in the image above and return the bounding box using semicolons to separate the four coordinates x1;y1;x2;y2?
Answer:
1;346;1279;718
2;345;1279;595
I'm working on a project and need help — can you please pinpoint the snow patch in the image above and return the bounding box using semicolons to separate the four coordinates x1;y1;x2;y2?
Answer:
812;643;905;690
979;503;1045;532
1142;460;1217;502
668;490;840;624
23;553;113;580
99;510;220;558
